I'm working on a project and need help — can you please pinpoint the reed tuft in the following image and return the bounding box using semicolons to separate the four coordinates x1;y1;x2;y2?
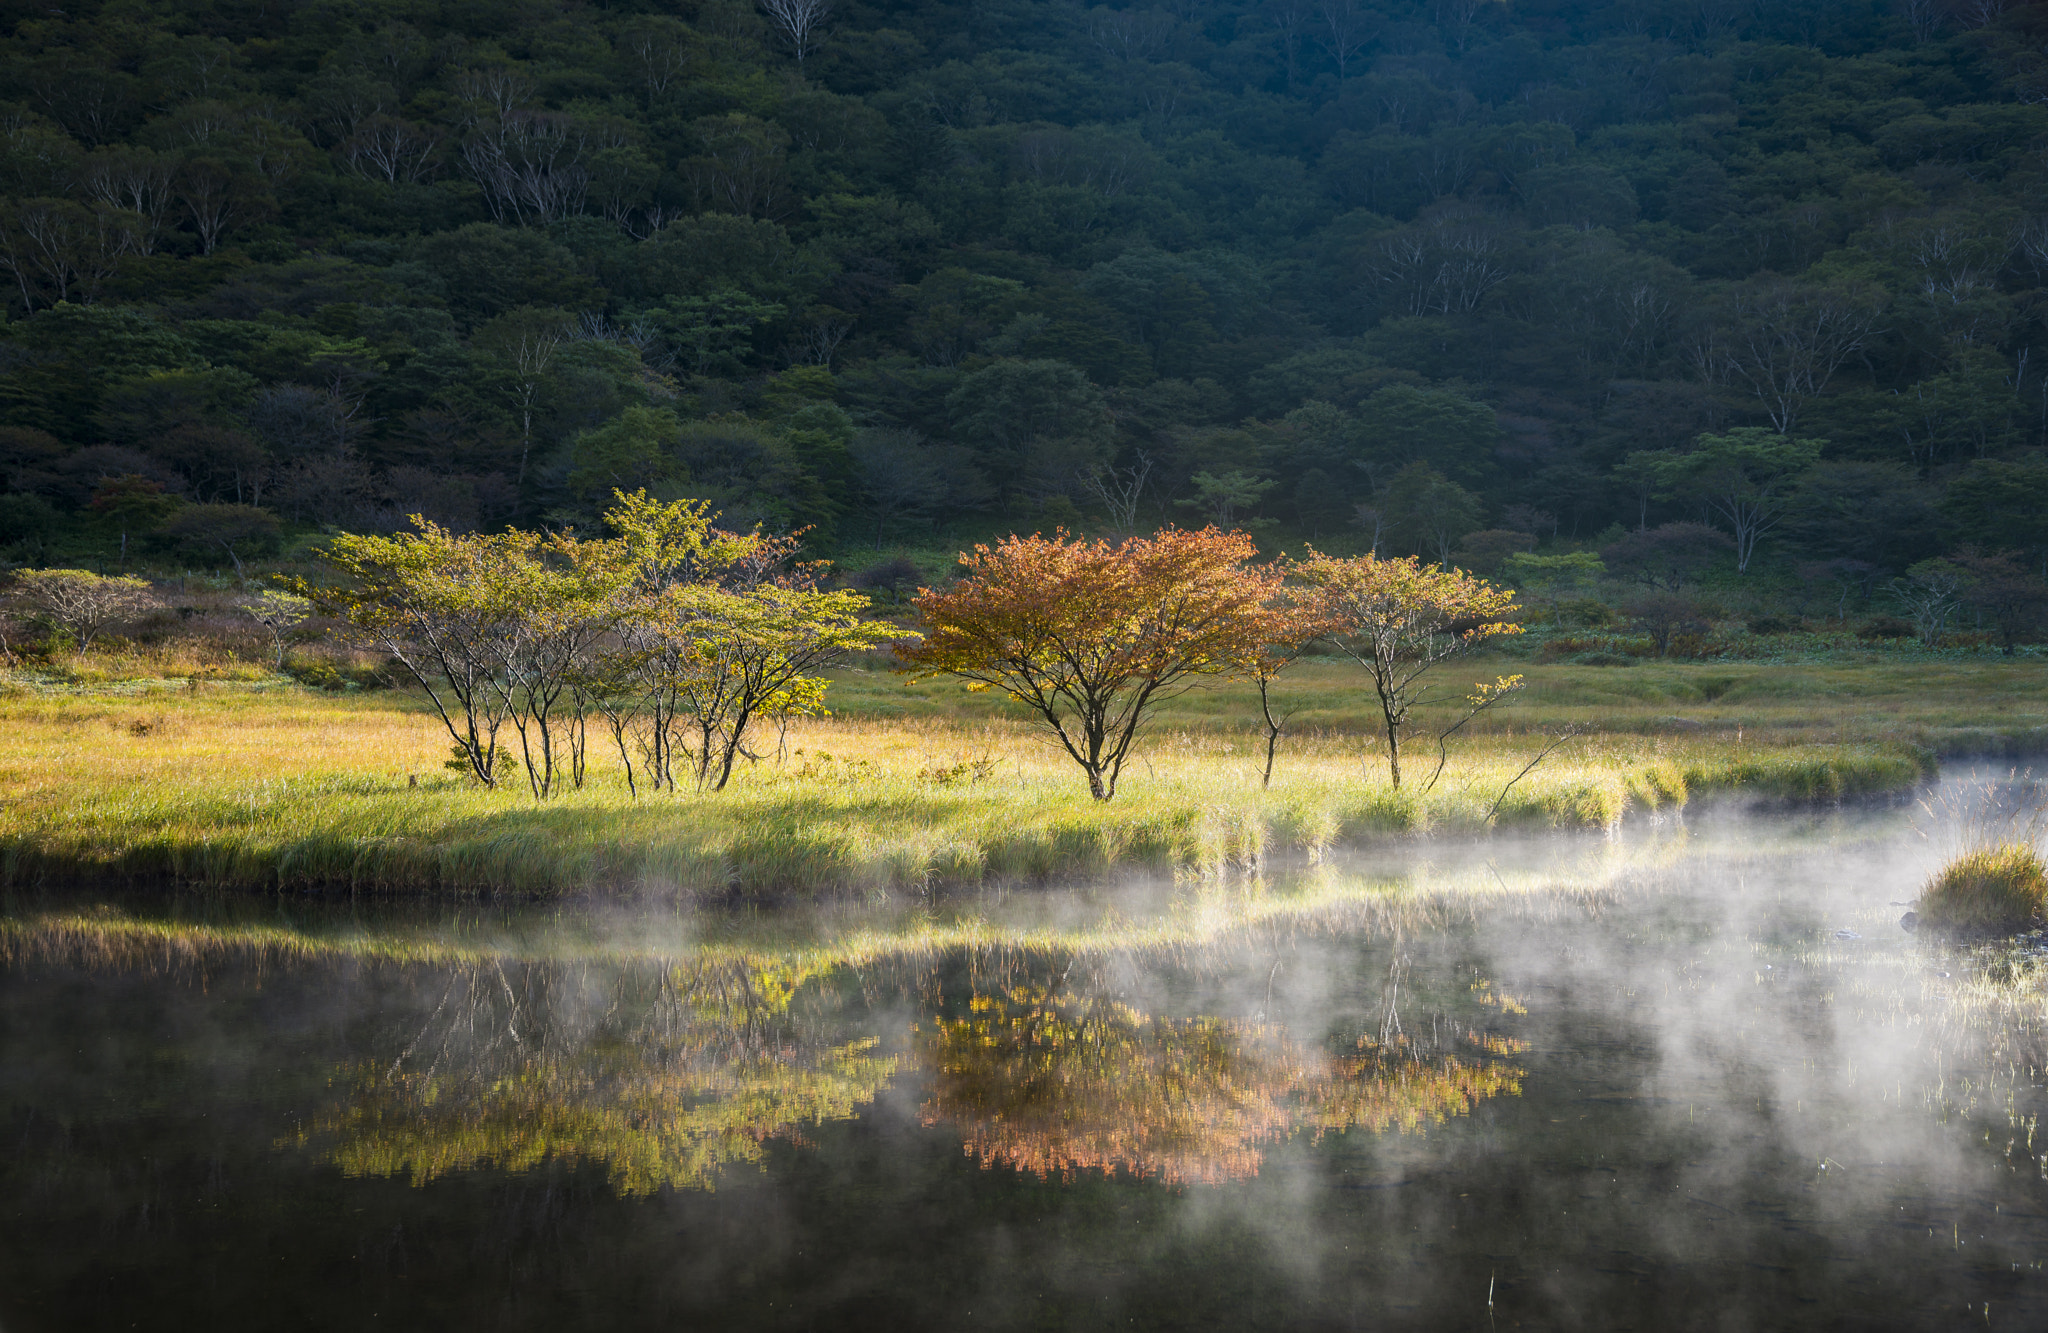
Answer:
1917;844;2048;934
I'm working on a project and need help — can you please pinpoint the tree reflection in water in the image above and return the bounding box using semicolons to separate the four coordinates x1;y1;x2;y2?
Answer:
5;897;1550;1197
294;956;898;1195
292;946;1528;1195
920;983;1523;1186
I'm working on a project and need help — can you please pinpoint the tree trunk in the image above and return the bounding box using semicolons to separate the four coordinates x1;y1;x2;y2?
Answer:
710;711;751;791
517;404;533;488
1258;676;1282;790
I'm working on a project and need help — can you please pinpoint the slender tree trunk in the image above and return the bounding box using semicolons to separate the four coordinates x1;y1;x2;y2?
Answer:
517;401;533;488
535;703;555;797
512;715;542;798
711;710;752;791
1258;676;1283;790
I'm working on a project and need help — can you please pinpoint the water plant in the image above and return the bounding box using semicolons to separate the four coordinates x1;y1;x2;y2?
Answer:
1911;775;2048;934
1916;844;2048;934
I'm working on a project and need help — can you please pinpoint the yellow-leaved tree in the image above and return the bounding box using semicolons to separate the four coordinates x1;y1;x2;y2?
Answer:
9;568;156;650
1292;549;1522;788
312;520;631;795
592;490;899;793
313;490;897;797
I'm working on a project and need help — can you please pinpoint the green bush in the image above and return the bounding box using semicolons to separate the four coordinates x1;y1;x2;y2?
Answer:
0;493;58;550
282;654;390;692
1537;635;1653;662
1858;617;1915;640
1552;598;1618;628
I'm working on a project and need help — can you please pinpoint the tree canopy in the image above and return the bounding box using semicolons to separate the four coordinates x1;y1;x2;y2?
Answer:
902;526;1273;799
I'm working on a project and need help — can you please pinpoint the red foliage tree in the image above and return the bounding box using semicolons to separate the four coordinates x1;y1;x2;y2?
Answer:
903;528;1273;799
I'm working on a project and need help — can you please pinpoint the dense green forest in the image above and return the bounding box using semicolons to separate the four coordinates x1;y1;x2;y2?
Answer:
3;0;2047;605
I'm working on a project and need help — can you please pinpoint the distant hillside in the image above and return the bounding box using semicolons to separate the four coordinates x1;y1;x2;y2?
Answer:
2;0;2045;581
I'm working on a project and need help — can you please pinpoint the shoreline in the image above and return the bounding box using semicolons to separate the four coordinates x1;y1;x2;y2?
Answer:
7;659;2025;903
0;743;1936;902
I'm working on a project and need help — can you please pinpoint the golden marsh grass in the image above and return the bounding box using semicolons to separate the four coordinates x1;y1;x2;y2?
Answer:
0;658;1979;897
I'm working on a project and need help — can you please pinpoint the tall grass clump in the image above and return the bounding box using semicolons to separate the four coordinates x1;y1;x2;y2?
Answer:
1914;775;2048;934
1917;844;2048;934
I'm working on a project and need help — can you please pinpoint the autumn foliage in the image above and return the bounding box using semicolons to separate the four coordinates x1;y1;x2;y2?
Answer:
905;528;1525;797
314;491;896;797
903;527;1278;799
1293;549;1522;787
919;986;1522;1186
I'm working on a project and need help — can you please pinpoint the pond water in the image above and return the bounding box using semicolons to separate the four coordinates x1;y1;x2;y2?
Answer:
5;780;2048;1330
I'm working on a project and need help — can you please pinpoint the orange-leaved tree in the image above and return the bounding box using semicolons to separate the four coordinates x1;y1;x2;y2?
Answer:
902;527;1272;800
1292;548;1522;788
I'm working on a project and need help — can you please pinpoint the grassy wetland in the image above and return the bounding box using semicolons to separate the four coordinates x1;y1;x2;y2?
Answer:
0;651;2005;898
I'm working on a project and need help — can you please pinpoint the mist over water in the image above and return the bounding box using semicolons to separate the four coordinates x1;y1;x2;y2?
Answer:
5;778;2048;1330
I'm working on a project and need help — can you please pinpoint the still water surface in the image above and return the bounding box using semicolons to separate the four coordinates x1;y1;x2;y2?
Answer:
5;783;2048;1330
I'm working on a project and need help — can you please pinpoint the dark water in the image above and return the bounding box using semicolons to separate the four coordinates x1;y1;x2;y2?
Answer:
5;790;2048;1330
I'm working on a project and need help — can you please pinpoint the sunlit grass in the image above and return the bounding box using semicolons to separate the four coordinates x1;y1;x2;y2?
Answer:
0;661;1957;897
1917;845;2048;934
830;656;2048;754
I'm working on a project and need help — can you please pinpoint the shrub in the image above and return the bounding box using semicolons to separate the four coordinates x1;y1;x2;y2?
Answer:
1601;522;1732;588
1450;529;1536;576
1537;635;1651;662
1537;636;1591;661
282;652;392;691
1746;614;1795;635
849;556;924;599
155;504;283;578
1857;616;1915;640
1552;597;1618;629
1502;553;1605;600
7;569;157;649
1916;843;2048;933
1625;590;1711;656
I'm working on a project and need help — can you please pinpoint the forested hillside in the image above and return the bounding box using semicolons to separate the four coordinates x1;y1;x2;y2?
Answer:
3;0;2047;596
